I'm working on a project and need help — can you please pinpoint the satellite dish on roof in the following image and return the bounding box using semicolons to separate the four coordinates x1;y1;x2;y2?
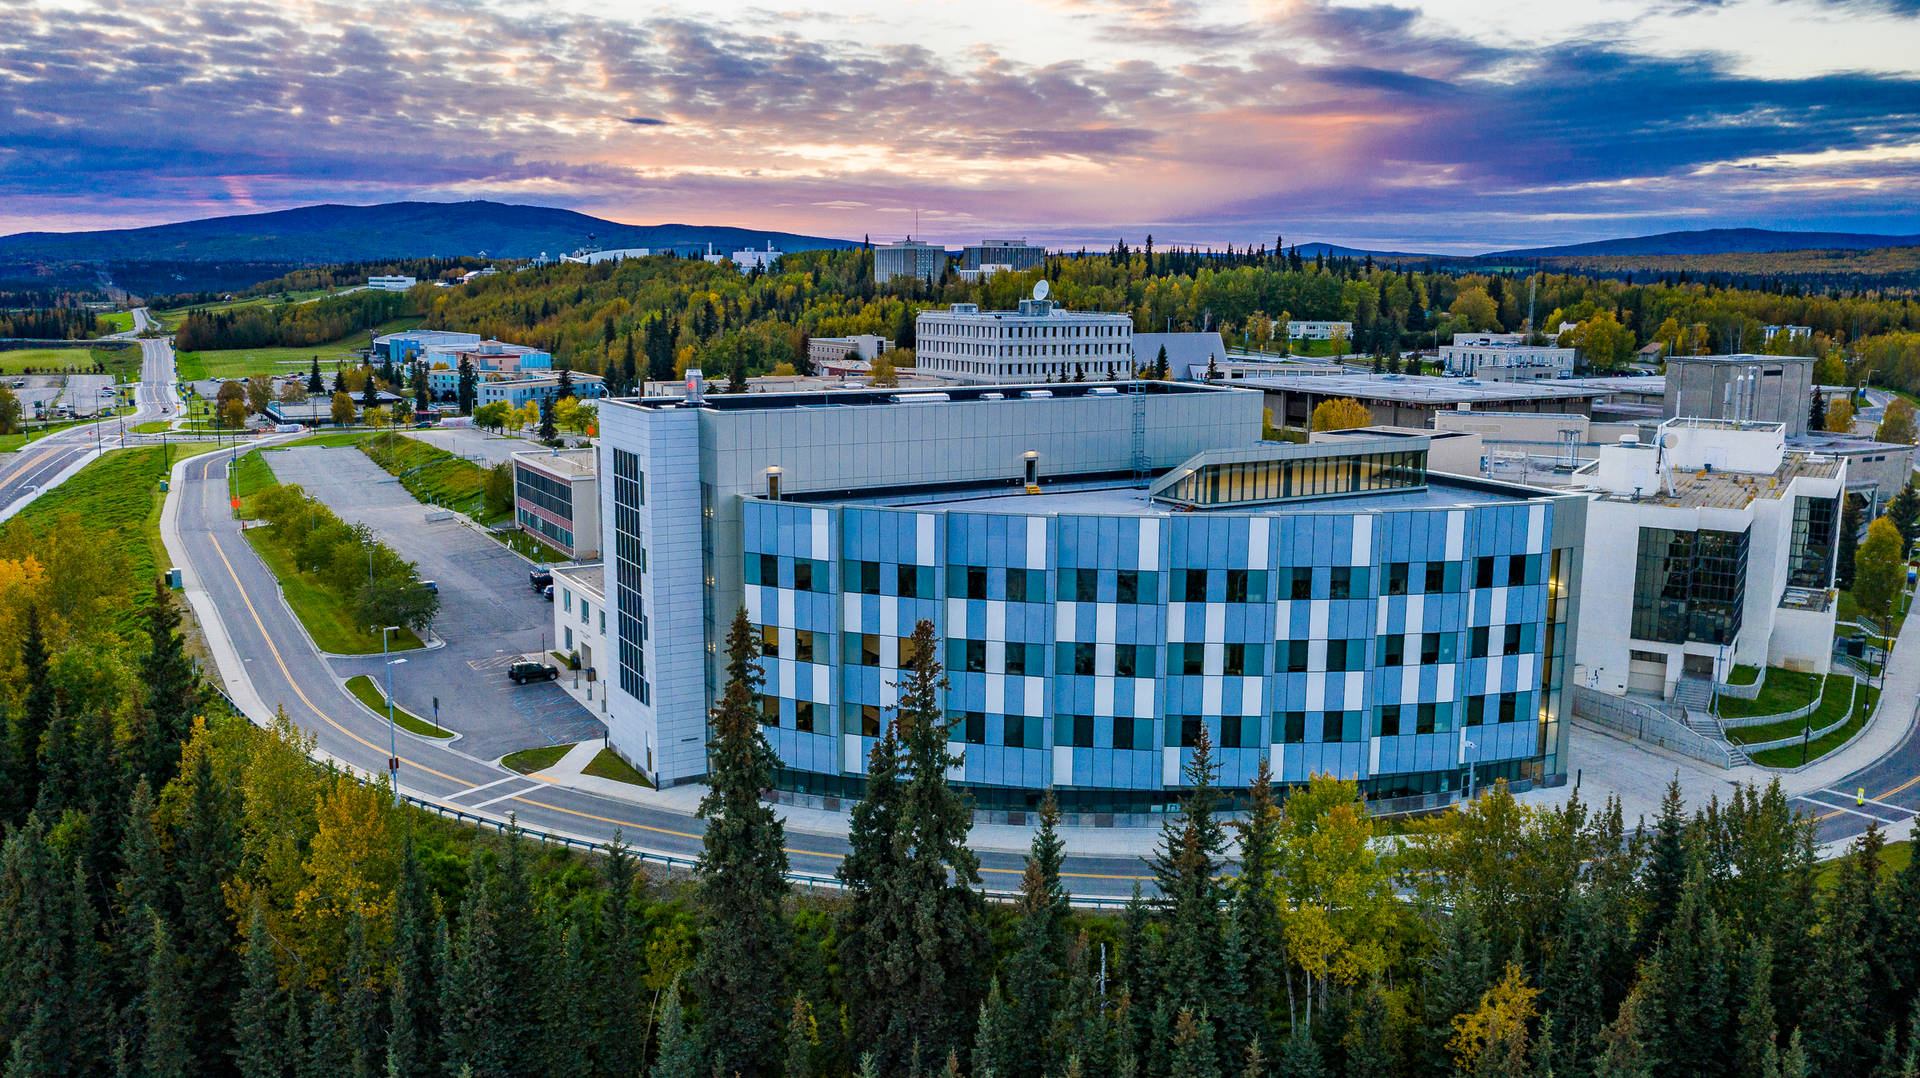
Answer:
1033;279;1051;301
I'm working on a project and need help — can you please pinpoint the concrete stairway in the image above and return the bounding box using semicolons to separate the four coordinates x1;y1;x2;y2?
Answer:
1673;677;1748;765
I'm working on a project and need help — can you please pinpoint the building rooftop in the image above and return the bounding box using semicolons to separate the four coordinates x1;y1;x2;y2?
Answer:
616;380;1234;413
1668;352;1814;365
550;562;604;599
841;471;1538;517
1554;376;1666;395
514;447;597;478
1237;372;1614;405
1579;452;1843;509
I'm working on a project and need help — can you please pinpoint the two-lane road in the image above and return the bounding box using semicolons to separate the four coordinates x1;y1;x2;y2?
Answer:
168;450;1157;901
0;314;180;518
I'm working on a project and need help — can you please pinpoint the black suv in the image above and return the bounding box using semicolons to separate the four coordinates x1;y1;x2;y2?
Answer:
508;661;560;685
529;568;554;591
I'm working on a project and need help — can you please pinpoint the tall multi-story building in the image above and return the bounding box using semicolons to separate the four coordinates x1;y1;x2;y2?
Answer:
594;380;1583;811
916;300;1134;383
962;240;1045;272
873;239;945;285
512;448;601;560
1572;418;1845;697
1663;354;1817;436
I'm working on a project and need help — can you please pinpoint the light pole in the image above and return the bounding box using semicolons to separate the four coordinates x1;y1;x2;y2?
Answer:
382;626;403;806
1464;738;1479;804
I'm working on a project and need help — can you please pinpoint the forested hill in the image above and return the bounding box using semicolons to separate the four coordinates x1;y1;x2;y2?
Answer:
0;200;858;265
1488;228;1920;259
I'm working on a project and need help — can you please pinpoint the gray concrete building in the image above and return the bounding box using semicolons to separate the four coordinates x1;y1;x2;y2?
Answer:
873;239;945;285
1663;354;1816;436
1246;372;1614;431
962;240;1045;272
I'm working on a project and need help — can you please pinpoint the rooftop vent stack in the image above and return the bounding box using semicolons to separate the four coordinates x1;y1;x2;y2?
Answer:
1024;450;1040;494
686;368;705;404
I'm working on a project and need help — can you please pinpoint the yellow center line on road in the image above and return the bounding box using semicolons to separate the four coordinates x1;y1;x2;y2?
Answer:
1810;771;1920;824
193;455;1154;883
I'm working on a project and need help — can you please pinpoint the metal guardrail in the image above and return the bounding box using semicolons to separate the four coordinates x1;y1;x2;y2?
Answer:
1572;686;1736;769
213;688;1137;908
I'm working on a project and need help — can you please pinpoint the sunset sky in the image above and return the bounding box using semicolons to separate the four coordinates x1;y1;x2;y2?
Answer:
4;0;1919;251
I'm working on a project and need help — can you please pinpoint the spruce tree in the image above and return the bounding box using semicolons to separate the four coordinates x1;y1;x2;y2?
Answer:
1170;1009;1221;1078
456;356;476;415
1272;1031;1327;1078
1639;870;1731;1078
173;750;244;1074
692;607;790;1078
305;992;347;1078
1345;982;1392;1078
441;848;513;1078
1638;779;1689;953
840;619;987;1074
1151;725;1226;1020
556;362;576;399
787;996;818;1078
307;357;325;393
537;395;557;444
1736;939;1779;1078
233;900;283;1078
1231;760;1283;1050
1422;906;1491;1076
141;921;191;1078
8;605;53;816
1801;828;1885;1072
340;910;381;1078
651;978;701;1078
1006;793;1069;1078
1591;989;1654;1078
1889;481;1920;552
388;835;440;1078
138;577;205;784
540;919;592;1077
595;837;647;1077
1809;389;1827;435
64;864;110;1076
974;979;1017;1078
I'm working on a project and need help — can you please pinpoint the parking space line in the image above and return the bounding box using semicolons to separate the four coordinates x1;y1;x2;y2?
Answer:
1796;794;1903;825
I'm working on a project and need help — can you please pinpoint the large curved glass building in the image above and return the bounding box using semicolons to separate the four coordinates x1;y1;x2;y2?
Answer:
597;379;1584;814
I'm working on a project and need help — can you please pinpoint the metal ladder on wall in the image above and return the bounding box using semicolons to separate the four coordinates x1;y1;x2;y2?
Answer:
1129;379;1148;480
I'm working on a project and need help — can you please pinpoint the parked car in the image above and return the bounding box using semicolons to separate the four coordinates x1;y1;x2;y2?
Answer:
419;580;438;593
542;584;554;601
529;568;553;591
507;660;560;685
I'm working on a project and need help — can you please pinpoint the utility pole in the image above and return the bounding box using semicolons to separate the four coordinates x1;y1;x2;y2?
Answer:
382;627;404;805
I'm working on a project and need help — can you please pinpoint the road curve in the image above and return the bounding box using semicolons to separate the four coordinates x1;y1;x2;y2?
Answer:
164;447;1158;901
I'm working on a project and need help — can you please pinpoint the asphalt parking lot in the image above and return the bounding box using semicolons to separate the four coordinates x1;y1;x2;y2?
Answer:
268;444;604;758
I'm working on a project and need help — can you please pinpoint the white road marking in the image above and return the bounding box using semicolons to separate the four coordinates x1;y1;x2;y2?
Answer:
470;782;547;809
445;774;525;801
1817;788;1918;816
1796;794;1903;825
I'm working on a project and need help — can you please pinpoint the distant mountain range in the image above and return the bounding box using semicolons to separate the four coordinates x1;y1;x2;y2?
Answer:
1482;228;1920;259
0;200;859;265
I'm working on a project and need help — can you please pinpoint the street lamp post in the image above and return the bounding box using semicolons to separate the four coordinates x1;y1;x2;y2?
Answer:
1464;739;1479;804
382;626;403;806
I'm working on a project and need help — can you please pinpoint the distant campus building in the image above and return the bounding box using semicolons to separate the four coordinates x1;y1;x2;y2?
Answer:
873;239;945;285
916;299;1134;383
593;380;1583;813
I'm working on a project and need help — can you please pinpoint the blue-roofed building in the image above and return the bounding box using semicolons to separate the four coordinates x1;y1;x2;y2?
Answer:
376;329;482;364
594;380;1584;814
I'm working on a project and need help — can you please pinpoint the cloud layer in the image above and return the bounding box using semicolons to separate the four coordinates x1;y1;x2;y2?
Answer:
2;0;1918;250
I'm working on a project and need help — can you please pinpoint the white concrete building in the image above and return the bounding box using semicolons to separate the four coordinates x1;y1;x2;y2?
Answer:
1287;320;1352;341
1440;333;1576;381
563;248;652;265
708;242;779;274
1571;418;1846;698
956;264;1011;283
809;334;891;374
551;564;610;720
916;299;1134;383
874;239;944;284
367;275;417;291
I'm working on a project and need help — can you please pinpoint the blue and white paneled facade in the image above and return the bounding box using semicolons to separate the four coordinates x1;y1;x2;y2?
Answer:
594;381;1581;812
735;476;1581;812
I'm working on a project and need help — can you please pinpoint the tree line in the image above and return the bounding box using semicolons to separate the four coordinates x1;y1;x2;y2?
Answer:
4;581;1920;1077
174;290;417;352
0;307;103;339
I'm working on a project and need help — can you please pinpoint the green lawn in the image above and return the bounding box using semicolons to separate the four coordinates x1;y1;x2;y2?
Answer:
584;748;652;787
272;430;371;449
241;529;424;655
1726;664;1761;686
1749;683;1879;767
501;528;569;564
228;450;279;502
343;675;450;738
0;346;138;379
361;433;491;514
0;442;219;631
503;743;573;774
1716;668;1824;719
1728;675;1860;744
98;311;134;334
174;315;421;381
130;421;172;434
